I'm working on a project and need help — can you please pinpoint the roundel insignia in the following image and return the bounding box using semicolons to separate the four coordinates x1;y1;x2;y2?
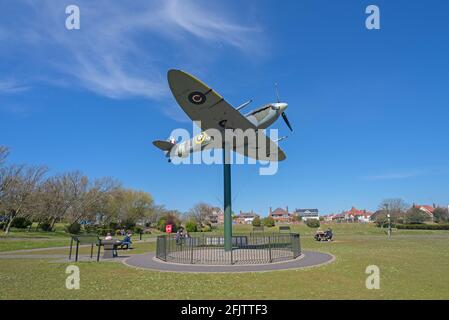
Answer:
194;132;207;144
188;91;206;105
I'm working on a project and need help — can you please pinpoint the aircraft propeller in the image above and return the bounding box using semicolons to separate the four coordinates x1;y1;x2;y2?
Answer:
275;83;293;132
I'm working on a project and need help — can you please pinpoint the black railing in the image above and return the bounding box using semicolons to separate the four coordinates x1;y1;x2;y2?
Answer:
156;233;301;265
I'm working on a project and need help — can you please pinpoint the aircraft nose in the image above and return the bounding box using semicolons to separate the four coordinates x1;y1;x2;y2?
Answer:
279;103;288;112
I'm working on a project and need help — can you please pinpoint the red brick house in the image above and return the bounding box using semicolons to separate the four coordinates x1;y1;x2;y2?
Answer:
269;207;293;224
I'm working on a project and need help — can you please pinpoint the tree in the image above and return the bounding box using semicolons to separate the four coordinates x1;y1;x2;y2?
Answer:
262;216;275;227
187;202;214;227
104;188;153;226
252;216;261;227
306;219;320;228
378;198;408;222
406;207;431;224
0;146;9;166
0;165;47;234
433;207;449;223
35;173;78;230
185;219;198;233
62;172;118;227
157;210;182;232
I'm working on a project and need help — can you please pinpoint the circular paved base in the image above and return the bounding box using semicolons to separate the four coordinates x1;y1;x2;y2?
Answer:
123;250;335;273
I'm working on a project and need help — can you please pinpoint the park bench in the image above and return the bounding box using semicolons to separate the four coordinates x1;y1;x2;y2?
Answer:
279;226;291;233
69;235;133;261
69;234;101;262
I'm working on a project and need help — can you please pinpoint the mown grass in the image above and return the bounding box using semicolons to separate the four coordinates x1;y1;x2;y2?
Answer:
0;223;448;299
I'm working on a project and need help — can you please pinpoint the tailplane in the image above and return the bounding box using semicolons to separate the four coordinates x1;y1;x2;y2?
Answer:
153;140;175;152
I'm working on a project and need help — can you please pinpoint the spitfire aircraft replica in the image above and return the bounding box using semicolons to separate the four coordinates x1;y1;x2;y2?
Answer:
153;69;292;251
153;69;292;163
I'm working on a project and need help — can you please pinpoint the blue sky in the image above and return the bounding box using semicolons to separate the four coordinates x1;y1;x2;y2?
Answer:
1;0;448;216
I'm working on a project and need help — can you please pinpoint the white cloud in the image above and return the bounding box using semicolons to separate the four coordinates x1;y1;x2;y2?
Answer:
0;80;29;94
0;0;264;108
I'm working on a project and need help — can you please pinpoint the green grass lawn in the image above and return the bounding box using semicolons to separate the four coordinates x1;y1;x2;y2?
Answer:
1;223;449;299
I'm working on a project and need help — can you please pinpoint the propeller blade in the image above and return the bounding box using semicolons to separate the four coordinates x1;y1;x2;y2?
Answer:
275;83;280;103
282;112;293;131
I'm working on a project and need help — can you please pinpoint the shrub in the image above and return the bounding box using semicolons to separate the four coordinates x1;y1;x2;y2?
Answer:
122;220;136;231
396;224;449;230
39;221;53;232
108;222;119;230
84;224;99;234
306;219;320;228
65;222;81;235
405;207;431;224
200;225;211;232
185;220;198;233
133;225;144;234
252;216;261;227
263;216;275;227
98;228;114;236
11;217;32;229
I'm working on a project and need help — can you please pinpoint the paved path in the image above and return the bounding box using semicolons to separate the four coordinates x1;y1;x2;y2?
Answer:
0;237;156;255
123;250;335;273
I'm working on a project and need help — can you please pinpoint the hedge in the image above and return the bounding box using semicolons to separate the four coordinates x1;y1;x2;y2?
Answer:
396;224;449;230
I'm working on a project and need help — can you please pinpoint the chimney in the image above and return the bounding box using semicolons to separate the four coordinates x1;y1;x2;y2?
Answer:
286;206;289;213
269;207;272;215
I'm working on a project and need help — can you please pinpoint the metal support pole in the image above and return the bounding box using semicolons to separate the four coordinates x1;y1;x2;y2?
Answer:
97;240;101;262
223;146;232;252
388;216;391;237
75;241;79;262
69;237;73;260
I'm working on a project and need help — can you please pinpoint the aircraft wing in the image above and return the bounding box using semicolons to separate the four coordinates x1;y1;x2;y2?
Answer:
233;131;287;162
168;69;257;132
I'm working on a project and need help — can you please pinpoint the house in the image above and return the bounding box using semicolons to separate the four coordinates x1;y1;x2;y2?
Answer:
234;210;259;224
294;208;319;221
333;207;372;223
210;207;224;225
269;207;293;224
412;204;435;220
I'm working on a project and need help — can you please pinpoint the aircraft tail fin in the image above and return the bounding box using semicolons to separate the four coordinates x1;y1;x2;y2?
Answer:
153;140;175;152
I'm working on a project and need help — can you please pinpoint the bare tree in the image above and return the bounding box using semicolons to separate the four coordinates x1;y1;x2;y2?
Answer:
35;173;81;230
0;146;9;166
187;202;214;227
64;173;119;226
1;165;47;234
377;198;409;222
104;188;154;225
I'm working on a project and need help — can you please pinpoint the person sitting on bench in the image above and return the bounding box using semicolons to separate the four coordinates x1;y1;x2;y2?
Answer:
121;232;133;249
324;228;333;241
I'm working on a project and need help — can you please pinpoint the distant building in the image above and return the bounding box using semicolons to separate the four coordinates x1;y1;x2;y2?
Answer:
235;210;259;224
333;207;372;223
412;204;436;220
269;207;293;224
210;207;224;225
294;208;319;221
